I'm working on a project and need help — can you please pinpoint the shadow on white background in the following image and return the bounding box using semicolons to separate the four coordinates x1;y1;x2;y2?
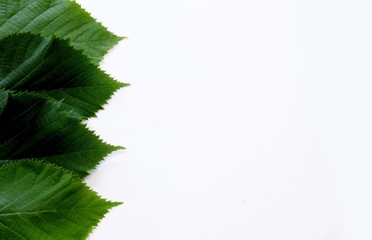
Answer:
79;0;372;239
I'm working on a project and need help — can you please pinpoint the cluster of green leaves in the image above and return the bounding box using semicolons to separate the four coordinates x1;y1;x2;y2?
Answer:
0;0;126;239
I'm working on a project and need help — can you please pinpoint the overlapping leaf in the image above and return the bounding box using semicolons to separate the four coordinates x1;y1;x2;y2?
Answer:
0;90;123;177
0;0;123;63
0;160;121;240
0;33;128;118
0;0;126;238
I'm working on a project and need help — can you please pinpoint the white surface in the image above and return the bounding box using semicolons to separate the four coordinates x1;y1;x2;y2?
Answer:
78;0;372;239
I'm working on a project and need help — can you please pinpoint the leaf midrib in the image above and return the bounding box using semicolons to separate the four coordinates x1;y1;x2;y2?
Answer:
0;206;113;217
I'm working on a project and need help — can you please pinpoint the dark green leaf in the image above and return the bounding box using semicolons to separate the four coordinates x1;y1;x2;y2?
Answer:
0;90;123;177
0;33;128;118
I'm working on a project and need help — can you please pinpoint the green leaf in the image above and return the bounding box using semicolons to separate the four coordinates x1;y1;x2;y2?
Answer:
0;90;123;177
0;160;121;240
0;89;8;115
0;1;126;238
0;33;128;118
0;0;123;63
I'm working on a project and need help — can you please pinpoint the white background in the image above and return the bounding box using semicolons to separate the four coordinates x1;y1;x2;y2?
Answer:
77;0;372;239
